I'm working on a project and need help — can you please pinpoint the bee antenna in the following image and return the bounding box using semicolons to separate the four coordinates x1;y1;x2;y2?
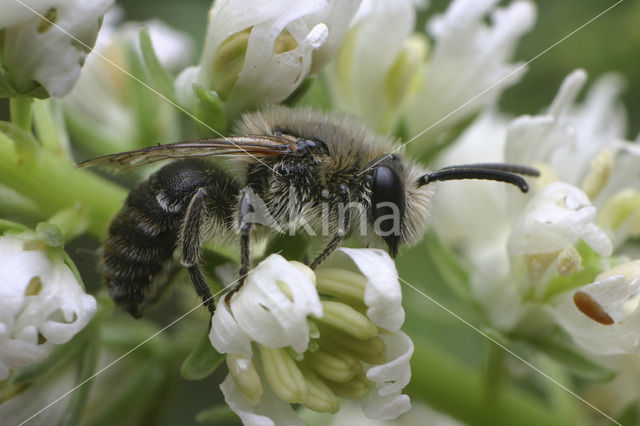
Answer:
417;163;540;193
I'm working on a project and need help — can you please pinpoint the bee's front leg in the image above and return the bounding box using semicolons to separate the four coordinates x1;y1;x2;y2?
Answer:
309;185;351;269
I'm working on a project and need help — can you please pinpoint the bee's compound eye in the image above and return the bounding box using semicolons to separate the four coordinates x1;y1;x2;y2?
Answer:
371;166;405;256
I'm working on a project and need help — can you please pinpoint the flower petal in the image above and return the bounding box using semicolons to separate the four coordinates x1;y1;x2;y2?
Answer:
221;371;304;426
2;0;114;97
209;298;253;360
553;276;640;355
404;0;535;138
508;182;612;257
323;248;404;332
0;236;96;377
365;332;413;396
229;254;321;353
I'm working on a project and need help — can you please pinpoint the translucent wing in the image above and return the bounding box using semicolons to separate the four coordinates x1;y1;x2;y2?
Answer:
77;135;293;172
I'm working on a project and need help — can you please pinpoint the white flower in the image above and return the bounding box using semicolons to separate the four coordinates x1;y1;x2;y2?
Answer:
210;249;412;424
553;261;640;355
508;182;612;259
403;0;535;141
0;0;114;97
0;235;97;380
327;0;424;133
505;69;627;188
182;0;360;118
64;9;193;152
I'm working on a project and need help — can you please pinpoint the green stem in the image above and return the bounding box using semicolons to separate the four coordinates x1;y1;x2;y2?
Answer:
32;99;70;159
10;97;33;132
408;340;574;426
0;131;126;238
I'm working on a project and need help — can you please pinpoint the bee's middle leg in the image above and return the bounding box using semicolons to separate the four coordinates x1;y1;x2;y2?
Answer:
180;187;216;315
224;188;252;304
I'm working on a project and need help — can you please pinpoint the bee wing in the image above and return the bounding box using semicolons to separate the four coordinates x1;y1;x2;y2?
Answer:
77;136;292;172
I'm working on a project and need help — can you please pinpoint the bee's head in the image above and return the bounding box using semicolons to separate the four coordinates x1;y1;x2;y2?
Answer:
368;155;435;257
368;156;540;257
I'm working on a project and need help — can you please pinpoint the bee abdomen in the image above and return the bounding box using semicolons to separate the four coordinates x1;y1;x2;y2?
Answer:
102;181;183;317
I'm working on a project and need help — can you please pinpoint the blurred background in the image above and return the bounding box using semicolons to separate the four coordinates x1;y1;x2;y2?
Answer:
1;1;638;424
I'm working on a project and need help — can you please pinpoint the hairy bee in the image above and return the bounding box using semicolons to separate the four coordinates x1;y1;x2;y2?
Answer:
80;106;538;317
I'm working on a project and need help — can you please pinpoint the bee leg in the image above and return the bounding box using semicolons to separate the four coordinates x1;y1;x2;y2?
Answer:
310;185;351;269
181;187;216;315
225;188;252;305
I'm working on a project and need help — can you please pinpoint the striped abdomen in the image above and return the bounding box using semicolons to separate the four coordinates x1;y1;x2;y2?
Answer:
102;159;239;317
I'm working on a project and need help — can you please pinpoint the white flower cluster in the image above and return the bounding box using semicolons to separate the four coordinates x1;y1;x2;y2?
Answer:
210;248;412;424
0;235;96;379
0;0;114;97
432;68;640;354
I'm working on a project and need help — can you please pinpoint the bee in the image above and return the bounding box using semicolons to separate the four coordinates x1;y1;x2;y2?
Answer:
80;106;539;318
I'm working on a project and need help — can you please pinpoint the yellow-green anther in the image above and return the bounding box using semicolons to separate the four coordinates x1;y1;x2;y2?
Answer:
226;354;263;406
315;268;367;302
210;29;251;100
320;329;387;365
582;150;613;200
383;34;428;108
326;373;374;400
300;367;339;413
259;346;307;404
598;189;640;234
557;245;583;276
315;300;378;340
306;348;362;383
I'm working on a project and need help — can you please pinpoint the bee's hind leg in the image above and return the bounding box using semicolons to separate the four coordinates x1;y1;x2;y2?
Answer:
180;187;216;315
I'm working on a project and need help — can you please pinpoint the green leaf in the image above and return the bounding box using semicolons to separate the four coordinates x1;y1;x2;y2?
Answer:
124;42;159;147
193;84;227;133
528;333;616;381
60;331;100;426
196;405;238;424
180;331;225;380
139;28;176;100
